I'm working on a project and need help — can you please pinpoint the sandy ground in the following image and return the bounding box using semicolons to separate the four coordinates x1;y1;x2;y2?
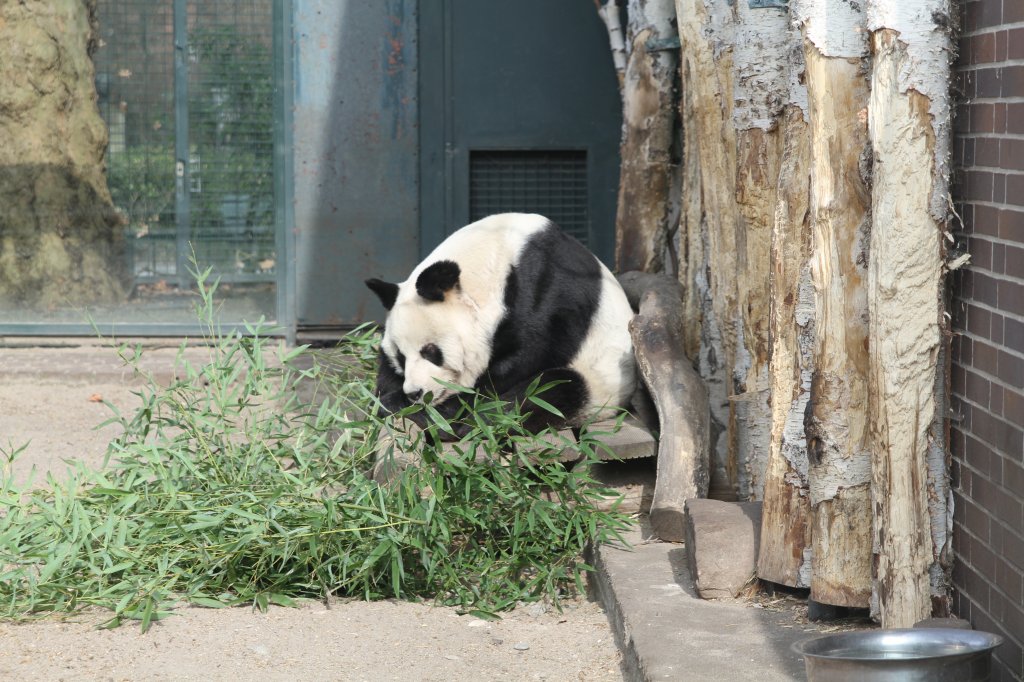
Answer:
0;369;625;681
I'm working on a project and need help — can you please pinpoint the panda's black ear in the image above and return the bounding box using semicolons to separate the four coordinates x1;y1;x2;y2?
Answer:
365;278;399;310
416;260;460;302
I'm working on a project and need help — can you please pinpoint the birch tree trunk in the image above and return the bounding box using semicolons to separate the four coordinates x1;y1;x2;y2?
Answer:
729;0;792;501
676;0;737;499
756;57;814;587
614;0;679;274
866;0;953;627
795;0;874;608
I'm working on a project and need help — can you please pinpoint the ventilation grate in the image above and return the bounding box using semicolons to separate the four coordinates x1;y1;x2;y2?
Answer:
469;150;589;245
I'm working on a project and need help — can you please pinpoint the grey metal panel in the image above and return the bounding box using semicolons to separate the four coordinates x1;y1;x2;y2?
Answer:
420;0;623;265
292;0;419;329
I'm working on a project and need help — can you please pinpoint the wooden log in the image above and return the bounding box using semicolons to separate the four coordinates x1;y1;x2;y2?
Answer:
620;271;710;541
757;105;815;588
614;0;679;274
866;18;952;626
799;13;874;607
675;0;738;500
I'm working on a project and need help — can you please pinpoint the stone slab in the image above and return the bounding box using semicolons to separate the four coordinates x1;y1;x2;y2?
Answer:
684;499;764;599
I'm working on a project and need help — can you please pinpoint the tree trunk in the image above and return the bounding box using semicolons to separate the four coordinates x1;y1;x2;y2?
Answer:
0;0;126;310
797;0;874;608
614;0;679;274
866;0;953;623
676;0;737;500
729;0;792;501
757;96;814;586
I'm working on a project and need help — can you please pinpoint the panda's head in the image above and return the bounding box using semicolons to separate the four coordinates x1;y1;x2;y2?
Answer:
366;259;483;405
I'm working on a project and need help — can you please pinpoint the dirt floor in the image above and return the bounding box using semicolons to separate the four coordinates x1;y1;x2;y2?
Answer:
0;369;625;681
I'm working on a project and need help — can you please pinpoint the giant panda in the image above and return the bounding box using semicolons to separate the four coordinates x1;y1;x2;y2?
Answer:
364;212;636;436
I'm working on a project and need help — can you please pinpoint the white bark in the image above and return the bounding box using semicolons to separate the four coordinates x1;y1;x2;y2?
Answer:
730;1;791;500
866;0;953;625
614;0;679;273
796;0;874;608
596;0;628;89
676;0;737;499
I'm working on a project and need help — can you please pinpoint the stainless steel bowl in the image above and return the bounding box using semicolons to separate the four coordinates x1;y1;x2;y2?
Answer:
793;628;1004;682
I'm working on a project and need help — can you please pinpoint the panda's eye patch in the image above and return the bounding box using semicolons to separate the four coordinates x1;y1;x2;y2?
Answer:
395;349;407;372
420;343;444;367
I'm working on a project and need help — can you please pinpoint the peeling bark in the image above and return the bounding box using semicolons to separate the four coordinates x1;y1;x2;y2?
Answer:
620;272;710;541
676;0;737;500
730;0;791;500
866;17;952;625
595;0;628;90
797;1;874;606
757;105;814;588
614;0;678;274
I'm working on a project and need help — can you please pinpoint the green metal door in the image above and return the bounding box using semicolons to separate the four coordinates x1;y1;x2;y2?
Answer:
419;0;623;265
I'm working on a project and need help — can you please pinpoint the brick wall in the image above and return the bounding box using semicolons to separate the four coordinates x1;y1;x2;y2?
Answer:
952;0;1024;679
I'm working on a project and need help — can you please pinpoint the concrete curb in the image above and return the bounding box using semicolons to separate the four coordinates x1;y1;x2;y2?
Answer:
589;524;820;681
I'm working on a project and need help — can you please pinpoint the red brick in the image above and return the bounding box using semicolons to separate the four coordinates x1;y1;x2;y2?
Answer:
998;278;1024;315
969;303;993;336
998;208;1024;241
966;434;995;477
1007;318;1024;353
977;68;1002;98
1001;139;1024;171
976;137;1001;167
1007;103;1024;134
995;173;1007;204
992;381;1004;414
995;29;1009;61
962;335;976;364
975;32;998;62
971;102;996;130
956;69;976;107
977;0;1005;28
998;349;1024;387
971;236;994;269
1009;28;1024;59
1007;244;1024;278
974;272;1000;307
1006;0;1024;24
992;242;1006;274
976;338;1000;374
976;204;1001;236
1006;527;1024;572
1006;387;1024;425
1006;65;1024;98
992;312;1005;344
967;369;991;405
968;170;995;202
964;0;983;31
1007;174;1024;207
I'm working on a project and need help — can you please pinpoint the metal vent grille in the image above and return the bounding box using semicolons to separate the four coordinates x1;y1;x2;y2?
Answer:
469;150;589;245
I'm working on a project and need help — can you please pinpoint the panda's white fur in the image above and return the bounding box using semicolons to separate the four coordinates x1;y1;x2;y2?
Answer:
367;213;636;431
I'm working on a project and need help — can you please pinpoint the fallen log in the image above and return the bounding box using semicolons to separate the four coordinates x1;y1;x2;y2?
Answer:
619;272;710;541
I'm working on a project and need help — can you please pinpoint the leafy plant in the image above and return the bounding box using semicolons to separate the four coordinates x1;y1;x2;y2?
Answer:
0;268;630;631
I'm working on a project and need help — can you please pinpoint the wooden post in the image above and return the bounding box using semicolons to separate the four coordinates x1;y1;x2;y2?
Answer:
866;0;954;623
797;0;874;608
620;272;710;541
675;0;738;500
757;100;814;588
614;0;679;274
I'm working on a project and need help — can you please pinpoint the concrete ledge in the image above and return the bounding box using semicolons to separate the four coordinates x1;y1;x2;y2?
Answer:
588;524;817;682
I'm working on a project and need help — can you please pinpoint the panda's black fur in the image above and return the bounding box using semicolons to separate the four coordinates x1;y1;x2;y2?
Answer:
365;213;635;436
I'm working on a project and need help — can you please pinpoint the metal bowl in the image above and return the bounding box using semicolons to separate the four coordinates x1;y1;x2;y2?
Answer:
793;628;1004;682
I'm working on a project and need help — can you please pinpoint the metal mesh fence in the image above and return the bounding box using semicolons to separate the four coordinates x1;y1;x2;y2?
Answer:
469;149;590;245
93;0;276;288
